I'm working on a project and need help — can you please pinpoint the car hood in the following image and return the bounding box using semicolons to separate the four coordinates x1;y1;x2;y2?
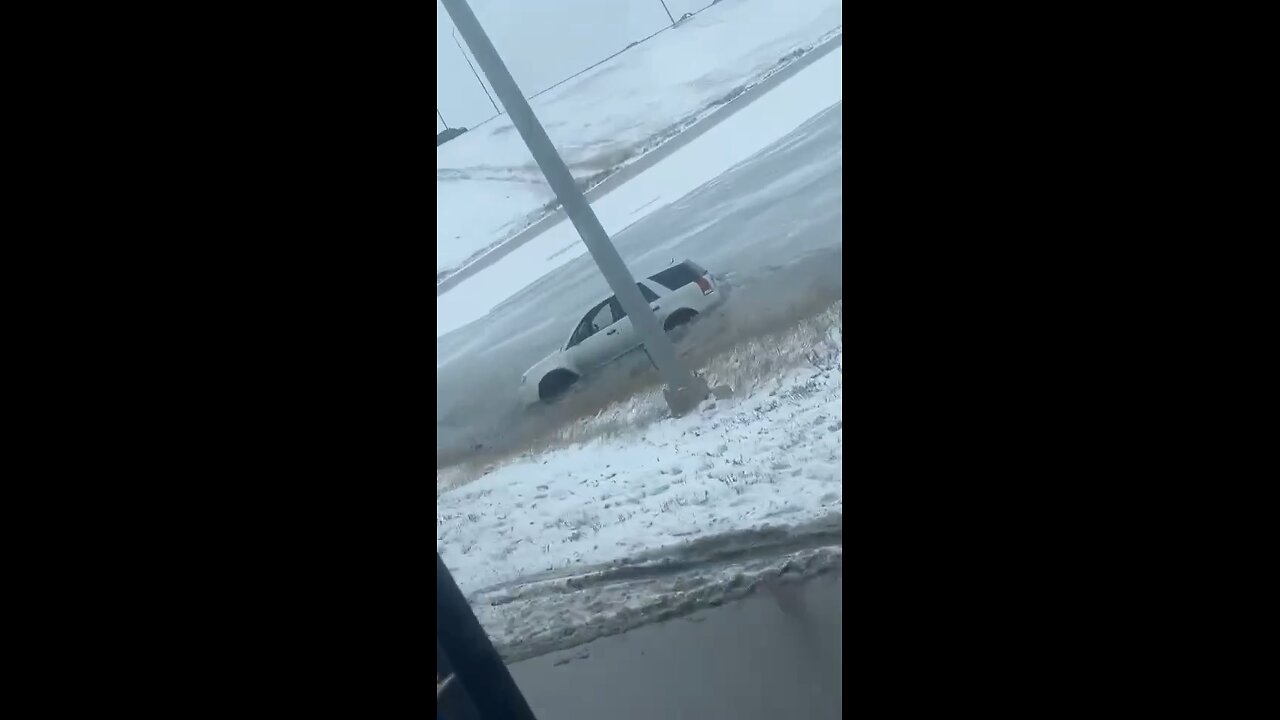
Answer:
523;349;570;381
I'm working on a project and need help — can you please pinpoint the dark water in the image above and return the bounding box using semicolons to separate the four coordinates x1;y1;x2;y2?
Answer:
506;572;842;720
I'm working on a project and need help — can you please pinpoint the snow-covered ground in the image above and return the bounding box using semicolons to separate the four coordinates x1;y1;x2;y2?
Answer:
437;303;841;656
437;45;842;338
436;0;841;280
437;0;713;131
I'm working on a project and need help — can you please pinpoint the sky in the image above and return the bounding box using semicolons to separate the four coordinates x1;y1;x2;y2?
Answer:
437;0;713;133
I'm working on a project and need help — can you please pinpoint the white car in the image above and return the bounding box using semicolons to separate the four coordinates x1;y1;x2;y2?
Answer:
519;259;724;404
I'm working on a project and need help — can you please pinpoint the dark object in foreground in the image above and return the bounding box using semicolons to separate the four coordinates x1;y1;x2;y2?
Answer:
437;127;468;147
438;553;539;720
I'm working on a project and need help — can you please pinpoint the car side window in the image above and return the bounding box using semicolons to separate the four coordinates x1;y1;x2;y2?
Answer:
609;284;658;323
567;300;611;348
648;263;700;291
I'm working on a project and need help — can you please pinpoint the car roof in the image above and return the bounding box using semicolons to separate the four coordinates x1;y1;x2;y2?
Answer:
563;259;702;344
581;259;699;306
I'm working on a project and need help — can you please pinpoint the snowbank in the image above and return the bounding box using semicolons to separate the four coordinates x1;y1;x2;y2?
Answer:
438;305;842;662
436;0;842;278
479;525;842;662
436;310;842;657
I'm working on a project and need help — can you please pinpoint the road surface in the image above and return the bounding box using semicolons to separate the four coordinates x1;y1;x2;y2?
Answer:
507;571;842;720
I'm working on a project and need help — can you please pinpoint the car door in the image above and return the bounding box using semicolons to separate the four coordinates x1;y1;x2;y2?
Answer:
596;298;638;362
567;300;619;371
636;280;667;325
596;280;663;361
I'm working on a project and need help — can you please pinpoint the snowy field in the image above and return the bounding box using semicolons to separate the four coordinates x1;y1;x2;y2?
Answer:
437;303;842;657
437;350;840;594
437;0;841;280
438;46;842;338
437;0;716;131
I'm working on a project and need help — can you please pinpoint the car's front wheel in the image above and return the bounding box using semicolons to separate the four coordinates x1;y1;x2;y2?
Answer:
538;369;579;403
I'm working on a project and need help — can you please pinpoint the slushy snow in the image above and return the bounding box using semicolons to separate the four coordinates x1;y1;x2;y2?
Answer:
437;323;842;597
437;312;842;658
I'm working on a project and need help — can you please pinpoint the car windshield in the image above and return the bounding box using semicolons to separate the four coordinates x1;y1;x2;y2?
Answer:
437;0;843;717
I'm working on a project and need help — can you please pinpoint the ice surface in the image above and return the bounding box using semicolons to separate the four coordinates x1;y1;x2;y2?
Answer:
437;45;843;337
437;0;842;279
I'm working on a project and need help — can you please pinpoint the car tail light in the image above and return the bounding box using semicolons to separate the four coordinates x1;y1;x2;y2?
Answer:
695;275;714;295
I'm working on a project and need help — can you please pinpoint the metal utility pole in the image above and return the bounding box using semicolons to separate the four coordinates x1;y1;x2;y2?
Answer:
658;0;676;26
440;0;707;415
452;27;500;115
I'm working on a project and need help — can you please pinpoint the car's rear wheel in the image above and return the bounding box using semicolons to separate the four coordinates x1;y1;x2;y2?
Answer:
538;369;579;403
664;309;699;341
